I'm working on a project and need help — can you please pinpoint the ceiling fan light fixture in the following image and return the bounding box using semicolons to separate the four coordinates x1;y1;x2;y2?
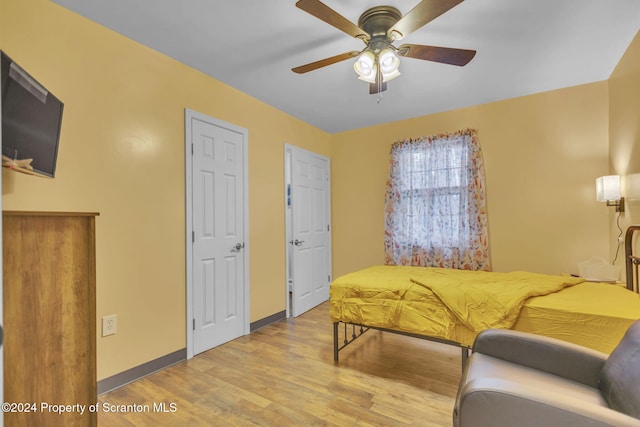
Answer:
354;51;377;83
357;66;378;84
379;48;401;82
381;68;401;82
379;49;399;72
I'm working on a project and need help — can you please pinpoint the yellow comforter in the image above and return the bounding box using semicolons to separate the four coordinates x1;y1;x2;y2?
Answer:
330;265;584;347
409;268;584;332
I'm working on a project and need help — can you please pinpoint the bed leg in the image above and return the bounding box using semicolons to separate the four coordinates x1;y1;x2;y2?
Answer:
333;322;339;362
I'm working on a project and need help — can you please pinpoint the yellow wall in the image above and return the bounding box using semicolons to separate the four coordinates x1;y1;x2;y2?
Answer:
609;30;640;265
0;0;331;380
331;82;611;278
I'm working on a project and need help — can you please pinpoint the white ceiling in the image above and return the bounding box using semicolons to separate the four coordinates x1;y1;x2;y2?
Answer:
51;0;640;133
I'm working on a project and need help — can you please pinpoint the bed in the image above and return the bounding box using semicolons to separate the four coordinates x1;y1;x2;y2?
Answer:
331;225;640;364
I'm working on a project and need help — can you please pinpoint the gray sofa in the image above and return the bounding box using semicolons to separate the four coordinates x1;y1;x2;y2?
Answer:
454;320;640;427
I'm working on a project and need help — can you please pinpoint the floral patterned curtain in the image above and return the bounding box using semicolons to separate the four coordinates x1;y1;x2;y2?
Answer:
384;129;490;270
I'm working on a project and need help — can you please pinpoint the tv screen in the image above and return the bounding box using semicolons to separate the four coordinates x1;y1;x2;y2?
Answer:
1;51;64;177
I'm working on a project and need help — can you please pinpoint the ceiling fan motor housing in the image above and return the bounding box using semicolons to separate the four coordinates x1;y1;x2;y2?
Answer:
358;6;402;40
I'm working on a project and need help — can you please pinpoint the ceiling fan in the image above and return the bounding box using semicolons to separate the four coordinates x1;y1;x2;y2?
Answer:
292;0;476;94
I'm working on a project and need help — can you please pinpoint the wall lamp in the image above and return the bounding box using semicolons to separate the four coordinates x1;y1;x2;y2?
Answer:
596;175;625;212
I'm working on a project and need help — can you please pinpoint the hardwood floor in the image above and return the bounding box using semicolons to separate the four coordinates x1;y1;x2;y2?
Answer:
98;302;462;426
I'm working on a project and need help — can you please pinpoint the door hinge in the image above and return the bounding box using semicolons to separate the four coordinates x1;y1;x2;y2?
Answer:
327;224;330;231
192;231;195;243
191;143;194;155
328;275;331;282
193;318;196;330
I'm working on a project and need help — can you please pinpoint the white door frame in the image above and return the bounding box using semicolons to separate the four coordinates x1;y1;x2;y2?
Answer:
284;143;332;318
284;146;293;318
185;108;250;359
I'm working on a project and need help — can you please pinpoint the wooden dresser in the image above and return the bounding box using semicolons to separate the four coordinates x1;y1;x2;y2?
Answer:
3;211;98;427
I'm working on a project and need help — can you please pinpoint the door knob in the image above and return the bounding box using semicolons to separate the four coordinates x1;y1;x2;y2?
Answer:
231;242;244;252
294;239;304;246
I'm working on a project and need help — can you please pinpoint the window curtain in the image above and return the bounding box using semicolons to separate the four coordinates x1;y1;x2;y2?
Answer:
384;129;490;270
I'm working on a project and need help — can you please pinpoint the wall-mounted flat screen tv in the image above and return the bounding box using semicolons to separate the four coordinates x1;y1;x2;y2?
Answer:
1;51;64;177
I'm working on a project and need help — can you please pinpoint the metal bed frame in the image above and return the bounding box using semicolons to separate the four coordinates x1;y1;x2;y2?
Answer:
334;224;640;365
333;321;471;365
625;224;640;293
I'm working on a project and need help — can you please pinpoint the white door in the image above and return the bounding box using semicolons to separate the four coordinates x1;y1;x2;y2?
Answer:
287;145;331;317
186;109;249;357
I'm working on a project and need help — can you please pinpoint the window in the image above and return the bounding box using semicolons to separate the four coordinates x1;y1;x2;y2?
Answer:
384;129;490;270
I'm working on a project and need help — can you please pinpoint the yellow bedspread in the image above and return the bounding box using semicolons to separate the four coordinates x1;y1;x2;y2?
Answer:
409;268;583;332
330;265;628;350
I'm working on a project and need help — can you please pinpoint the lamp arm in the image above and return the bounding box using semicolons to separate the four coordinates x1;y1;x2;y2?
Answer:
605;197;625;213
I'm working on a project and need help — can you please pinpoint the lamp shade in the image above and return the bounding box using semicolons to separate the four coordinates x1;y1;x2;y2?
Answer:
354;51;376;83
596;175;621;202
379;48;400;82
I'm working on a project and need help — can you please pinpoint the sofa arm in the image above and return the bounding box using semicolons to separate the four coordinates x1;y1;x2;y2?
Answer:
455;376;640;427
473;329;607;387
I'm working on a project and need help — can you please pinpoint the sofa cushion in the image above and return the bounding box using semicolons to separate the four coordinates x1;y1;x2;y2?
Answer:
600;320;640;419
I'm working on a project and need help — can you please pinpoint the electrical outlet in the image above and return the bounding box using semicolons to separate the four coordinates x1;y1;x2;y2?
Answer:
102;314;117;337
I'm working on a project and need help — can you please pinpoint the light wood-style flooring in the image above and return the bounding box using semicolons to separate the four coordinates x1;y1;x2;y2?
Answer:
98;301;462;426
